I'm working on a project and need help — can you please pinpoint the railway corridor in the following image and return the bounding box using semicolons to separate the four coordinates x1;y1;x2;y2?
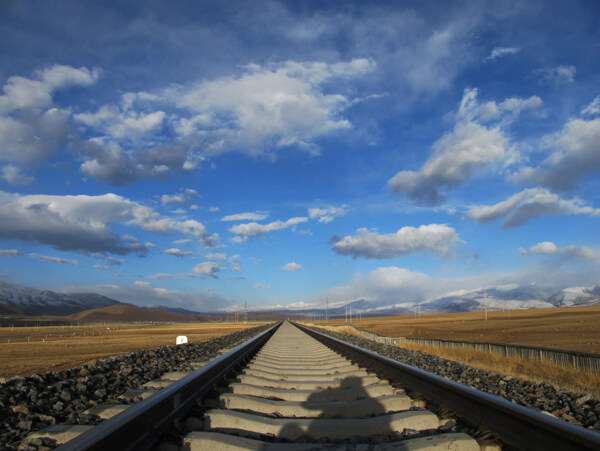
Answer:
185;321;480;450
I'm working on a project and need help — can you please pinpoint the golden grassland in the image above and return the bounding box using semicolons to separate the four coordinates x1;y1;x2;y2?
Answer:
319;306;600;352
306;307;600;396
0;322;268;379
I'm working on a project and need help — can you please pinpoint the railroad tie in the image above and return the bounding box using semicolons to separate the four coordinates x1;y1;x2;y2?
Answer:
186;321;481;449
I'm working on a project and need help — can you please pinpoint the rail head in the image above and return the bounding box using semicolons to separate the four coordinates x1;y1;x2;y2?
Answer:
294;322;600;451
56;322;281;451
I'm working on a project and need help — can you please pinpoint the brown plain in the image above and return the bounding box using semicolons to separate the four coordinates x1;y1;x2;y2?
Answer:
314;306;600;396
0;322;268;379
323;306;600;353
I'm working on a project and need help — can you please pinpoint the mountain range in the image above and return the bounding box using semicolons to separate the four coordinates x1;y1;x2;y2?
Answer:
1;280;599;319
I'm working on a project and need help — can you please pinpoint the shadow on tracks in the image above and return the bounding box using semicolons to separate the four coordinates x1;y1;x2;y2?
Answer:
259;375;393;447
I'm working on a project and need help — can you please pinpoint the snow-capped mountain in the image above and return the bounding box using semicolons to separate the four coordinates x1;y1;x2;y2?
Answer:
550;284;600;307
420;284;556;313
0;281;120;316
1;280;600;318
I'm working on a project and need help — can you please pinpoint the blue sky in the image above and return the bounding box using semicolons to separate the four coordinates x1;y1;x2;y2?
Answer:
1;1;599;312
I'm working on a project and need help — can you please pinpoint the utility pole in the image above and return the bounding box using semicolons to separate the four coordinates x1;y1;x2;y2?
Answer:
484;289;488;321
345;306;348;324
244;300;248;325
326;297;329;323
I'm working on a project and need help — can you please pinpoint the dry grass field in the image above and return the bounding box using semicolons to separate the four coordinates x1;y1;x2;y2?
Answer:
0;322;268;379
308;306;600;396
320;306;600;353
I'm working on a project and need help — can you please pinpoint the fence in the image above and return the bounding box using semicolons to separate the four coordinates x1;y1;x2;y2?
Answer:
322;324;600;373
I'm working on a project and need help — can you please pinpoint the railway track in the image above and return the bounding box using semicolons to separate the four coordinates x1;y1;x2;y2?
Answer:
26;321;600;450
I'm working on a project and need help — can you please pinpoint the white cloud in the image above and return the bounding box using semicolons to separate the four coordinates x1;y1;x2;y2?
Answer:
485;47;521;61
205;252;227;260
331;224;461;259
163;248;193;257
536;65;576;85
387;88;541;205
69;58;373;183
209;207;221;212
255;283;263;289
161;189;200;206
1;164;33;185
0;66;99;166
171;58;373;157
29;252;79;266
582;96;600;117
511;117;600;192
283;262;302;271
221;212;268;222
308;205;348;223
93;264;110;271
467;188;600;228
228;254;242;272
230;216;308;241
147;272;198;279
74;106;165;141
0;191;212;255
0;249;21;257
520;241;598;260
172;238;191;244
193;261;221;279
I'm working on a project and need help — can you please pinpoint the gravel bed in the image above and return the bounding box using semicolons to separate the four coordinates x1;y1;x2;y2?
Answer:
309;326;600;432
0;324;272;450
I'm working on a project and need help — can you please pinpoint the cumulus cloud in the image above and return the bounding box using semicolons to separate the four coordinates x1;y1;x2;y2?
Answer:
230;217;308;242
520;241;598;260
536;65;576;85
1;164;33;185
221;212;268;221
74;107;165;142
67;58;373;184
283;262;302;271
29;252;79;265
0;249;21;257
510;117;600;192
163;248;193;257
330;224;461;259
388;88;540;205
193;261;221;279
0;191;212;255
171;58;373;157
0;65;99;166
161;189;200;206
467;188;600;228
485;47;521;61
75;138;189;186
308;205;348;223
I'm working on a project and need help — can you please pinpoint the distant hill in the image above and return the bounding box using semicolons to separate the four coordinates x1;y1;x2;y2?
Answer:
0;301;25;316
0;281;120;316
67;303;201;322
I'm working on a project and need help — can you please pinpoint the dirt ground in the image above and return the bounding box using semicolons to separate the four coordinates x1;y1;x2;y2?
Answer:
319;306;600;353
0;322;268;378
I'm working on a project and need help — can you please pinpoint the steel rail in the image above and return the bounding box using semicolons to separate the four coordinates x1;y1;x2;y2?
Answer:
56;322;281;451
294;322;600;451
